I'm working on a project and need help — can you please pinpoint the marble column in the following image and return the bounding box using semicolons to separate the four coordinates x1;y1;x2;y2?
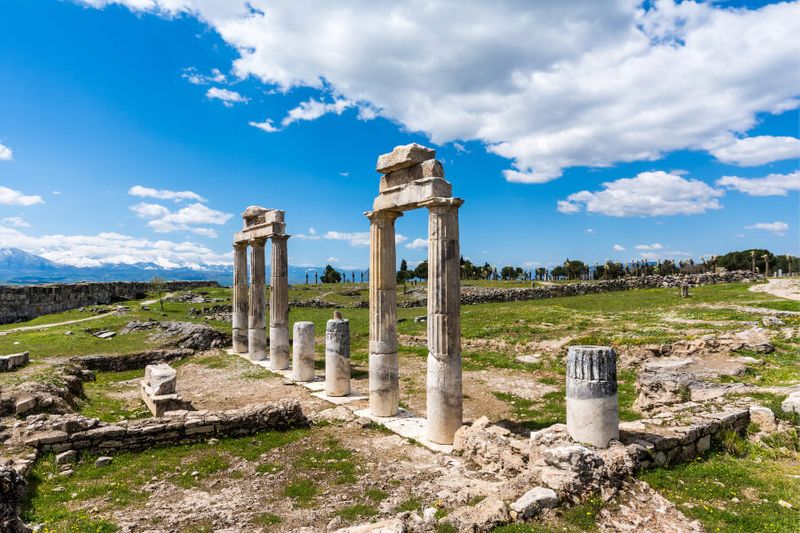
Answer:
248;238;267;361
270;234;290;370
232;242;249;353
425;199;463;444
325;313;351;397
291;321;315;382
367;210;402;416
566;345;619;448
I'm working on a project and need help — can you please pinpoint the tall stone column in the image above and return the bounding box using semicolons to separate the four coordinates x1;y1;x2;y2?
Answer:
367;210;402;416
425;199;463;444
232;242;249;353
248;238;267;361
270;234;290;370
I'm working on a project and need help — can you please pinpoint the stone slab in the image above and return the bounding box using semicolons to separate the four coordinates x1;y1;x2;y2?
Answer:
0;351;29;371
233;222;286;243
380;159;443;192
311;391;368;405
353;408;454;454
376;143;435;174
372;178;453;212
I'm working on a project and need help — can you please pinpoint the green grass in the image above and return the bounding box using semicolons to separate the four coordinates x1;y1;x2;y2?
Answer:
395;497;422;513
79;369;150;423
492;390;566;431
284;478;318;506
296;436;357;483
252;513;282;527
336;503;379;521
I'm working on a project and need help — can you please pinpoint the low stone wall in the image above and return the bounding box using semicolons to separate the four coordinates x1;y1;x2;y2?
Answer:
70;349;194;372
17;400;307;455
0;280;220;324
0;465;28;533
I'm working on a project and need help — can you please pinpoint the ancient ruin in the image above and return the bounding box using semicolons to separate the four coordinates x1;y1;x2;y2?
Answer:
231;206;290;370
367;143;464;445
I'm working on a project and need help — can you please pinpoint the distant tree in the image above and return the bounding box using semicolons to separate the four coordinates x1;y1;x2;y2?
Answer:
563;259;586;280
397;258;412;289
414;260;429;280
320;264;341;283
535;267;547;280
551;266;566;279
150;276;166;311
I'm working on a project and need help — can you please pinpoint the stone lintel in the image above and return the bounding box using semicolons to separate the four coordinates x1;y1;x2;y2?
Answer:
379;159;444;192
241;206;284;228
233;223;287;243
376;143;436;174
372;178;453;212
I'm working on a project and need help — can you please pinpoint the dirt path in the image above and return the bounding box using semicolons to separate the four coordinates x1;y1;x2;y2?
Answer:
0;294;171;334
750;278;800;301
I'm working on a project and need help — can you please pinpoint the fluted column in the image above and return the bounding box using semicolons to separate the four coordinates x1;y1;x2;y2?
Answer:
269;234;290;370
232;242;249;353
425;198;463;444
248;238;267;360
367;210;402;416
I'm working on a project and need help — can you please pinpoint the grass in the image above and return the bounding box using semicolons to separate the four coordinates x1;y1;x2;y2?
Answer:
336;503;379;521
490;496;605;532
79;369;150;423
296;436;358;483
284;478;318;506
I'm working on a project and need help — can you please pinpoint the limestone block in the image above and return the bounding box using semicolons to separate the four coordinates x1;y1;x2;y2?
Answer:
55;450;77;465
372;178;452;212
15;397;36;415
0;351;29;371
443;498;509;532
749;405;777;432
696;435;711;454
291;321;315;382
376;143;435;174
144;363;177;395
95;456;113;467
781;392;800;415
509;487;558;519
379;159;443;192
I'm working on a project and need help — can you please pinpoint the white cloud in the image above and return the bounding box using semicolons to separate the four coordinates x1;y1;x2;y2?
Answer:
339;171;350;177
131;201;232;237
558;171;723;217
0;225;231;268
206;87;249;107
635;243;663;250
745;221;789;235
324;230;370;247
326;256;340;263
405;238;428;250
77;2;800;184
294;227;321;240
52;191;61;196
716;171;800;197
128;185;206;203
710;136;800;166
248;118;280;133
639;250;692;261
612;244;626;251
0;142;12;161
0;186;44;206
281;98;354;127
1;216;31;228
585;228;594;234
182;66;227;85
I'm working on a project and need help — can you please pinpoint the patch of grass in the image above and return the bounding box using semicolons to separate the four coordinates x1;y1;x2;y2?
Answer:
395;497;422;513
617;369;640;422
366;488;388;502
79;369;150;423
256;462;282;474
252;513;282;527
284;478;318;506
296;436;357;483
174;452;230;488
214;428;309;461
336;503;379;521
492;390;566;431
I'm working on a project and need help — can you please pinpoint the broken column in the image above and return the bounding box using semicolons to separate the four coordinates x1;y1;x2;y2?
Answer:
248;238;268;361
424;198;464;444
367;210;402;416
291;321;315;382
141;363;185;416
232;242;249;353
270;234;290;370
565;345;619;448
325;311;351;396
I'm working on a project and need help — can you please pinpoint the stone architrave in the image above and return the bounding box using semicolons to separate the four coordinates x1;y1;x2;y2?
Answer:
325;313;351;396
232;242;249;353
248;238;268;361
270;234;290;370
367;210;402;416
566;345;619;448
366;143;465;445
291;321;315;382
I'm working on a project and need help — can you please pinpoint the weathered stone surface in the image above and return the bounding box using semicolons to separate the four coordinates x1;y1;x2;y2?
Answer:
291;321;315;382
509;486;558;519
566;346;618;448
443;497;509;532
55;450;77;465
380;159;443;192
372;179;452;212
0;466;29;533
334;518;405;533
325;317;351;397
0;352;29;372
144;363;176;395
95;456;113;467
270;234;290;370
376;143;435;174
781;392;800;415
749;405;777;432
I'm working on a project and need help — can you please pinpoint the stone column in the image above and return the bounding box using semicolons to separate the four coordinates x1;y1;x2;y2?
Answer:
566;345;619;448
232;242;249;353
325;312;351;396
248;238;267;361
425;199;463;444
291;321;315;382
367;210;402;416
270;234;290;370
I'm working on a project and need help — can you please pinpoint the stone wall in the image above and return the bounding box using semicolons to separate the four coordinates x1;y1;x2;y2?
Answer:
0;281;220;324
70;349;194;372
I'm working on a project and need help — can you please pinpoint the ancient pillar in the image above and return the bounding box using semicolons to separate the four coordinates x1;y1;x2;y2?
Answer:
291;321;315;382
248;238;267;361
270;234;290;370
232;242;249;353
425;199;464;444
325;312;351;396
367;210;402;416
566;345;619;448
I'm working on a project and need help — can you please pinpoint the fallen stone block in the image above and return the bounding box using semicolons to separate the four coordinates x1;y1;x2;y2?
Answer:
95;456;112;467
55;450;77;465
0;351;29;372
144;363;177;395
376;143;435;174
509;486;558;519
749;405;777;432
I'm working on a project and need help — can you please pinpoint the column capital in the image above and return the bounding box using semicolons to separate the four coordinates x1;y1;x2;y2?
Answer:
271;233;291;242
364;209;403;221
420;197;464;210
233;241;249;250
250;236;267;247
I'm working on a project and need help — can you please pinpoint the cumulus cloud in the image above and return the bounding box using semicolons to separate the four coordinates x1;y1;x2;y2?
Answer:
130;201;232;237
128;185;206;203
0;142;12;161
323;230;406;247
248;118;280;133
294;227;321;240
613;244;625;251
0;186;44;206
745;221;789;235
76;1;800;183
0;225;231;268
635;243;664;250
558;171;723;217
1;216;31;228
405;238;428;250
716;171;800;197
710;136;800;166
182;66;226;85
639;250;692;261
206;87;249;106
281;98;354;127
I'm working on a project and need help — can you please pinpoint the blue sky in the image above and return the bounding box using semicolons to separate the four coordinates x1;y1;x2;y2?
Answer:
0;0;798;271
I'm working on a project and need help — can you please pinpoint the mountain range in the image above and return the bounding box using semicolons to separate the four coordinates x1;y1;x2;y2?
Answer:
0;248;364;286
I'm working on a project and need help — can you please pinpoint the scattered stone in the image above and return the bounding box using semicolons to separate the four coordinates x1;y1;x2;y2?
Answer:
95;456;113;467
93;330;116;339
413;315;427;323
443;497;509;532
749;405;777;432
515;354;541;364
781;392;800;415
55;450;77;465
762;316;784;327
14;397;36;415
509;487;558;519
144;363;177;395
778;500;793;509
0;351;29;372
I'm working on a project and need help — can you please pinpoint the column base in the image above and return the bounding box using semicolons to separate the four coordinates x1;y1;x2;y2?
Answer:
566;394;619;449
369;352;399;416
232;328;249;354
269;326;290;370
248;328;267;361
426;352;463;444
